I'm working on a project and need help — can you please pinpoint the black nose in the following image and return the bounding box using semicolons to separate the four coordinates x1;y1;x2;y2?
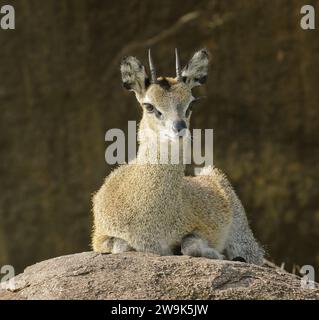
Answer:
172;120;187;134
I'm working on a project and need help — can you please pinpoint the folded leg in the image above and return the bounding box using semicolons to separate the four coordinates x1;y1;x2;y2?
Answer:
181;234;224;260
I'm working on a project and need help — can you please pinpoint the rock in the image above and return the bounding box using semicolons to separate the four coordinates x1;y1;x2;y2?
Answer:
0;252;318;300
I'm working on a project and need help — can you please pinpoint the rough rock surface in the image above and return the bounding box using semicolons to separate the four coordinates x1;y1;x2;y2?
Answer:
0;252;318;300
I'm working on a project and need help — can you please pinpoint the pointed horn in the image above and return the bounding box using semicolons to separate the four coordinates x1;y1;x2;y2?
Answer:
175;48;182;81
148;49;157;83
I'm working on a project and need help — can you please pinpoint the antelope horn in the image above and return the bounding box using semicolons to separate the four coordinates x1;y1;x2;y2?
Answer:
175;48;182;81
148;49;157;83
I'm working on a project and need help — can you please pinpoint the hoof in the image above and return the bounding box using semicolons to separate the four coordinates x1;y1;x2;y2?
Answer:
232;257;246;263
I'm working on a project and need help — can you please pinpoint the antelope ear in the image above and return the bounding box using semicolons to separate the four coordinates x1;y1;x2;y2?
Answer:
120;56;150;97
182;49;209;89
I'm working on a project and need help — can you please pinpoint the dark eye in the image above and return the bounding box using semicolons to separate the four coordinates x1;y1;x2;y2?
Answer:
144;103;155;113
143;103;163;119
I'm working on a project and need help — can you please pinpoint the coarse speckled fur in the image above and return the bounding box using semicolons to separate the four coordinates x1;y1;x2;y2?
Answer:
92;49;264;265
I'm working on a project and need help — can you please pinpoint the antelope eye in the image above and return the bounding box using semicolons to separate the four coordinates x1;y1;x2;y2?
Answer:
143;103;155;113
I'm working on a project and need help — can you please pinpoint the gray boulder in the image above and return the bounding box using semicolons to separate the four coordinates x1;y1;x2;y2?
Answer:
1;252;318;300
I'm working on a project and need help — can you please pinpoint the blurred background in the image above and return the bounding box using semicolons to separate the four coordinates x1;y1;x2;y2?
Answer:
0;0;318;276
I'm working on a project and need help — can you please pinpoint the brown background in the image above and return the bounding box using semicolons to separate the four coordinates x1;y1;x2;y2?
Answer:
0;0;318;275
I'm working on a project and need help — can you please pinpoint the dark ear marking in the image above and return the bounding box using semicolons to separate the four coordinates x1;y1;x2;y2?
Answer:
201;49;209;58
198;76;207;84
122;81;132;90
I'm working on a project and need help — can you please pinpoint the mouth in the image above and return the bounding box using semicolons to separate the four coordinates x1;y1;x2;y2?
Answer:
162;130;189;141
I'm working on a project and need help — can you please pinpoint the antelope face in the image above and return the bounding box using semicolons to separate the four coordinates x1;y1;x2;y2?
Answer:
141;78;194;140
121;48;209;141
